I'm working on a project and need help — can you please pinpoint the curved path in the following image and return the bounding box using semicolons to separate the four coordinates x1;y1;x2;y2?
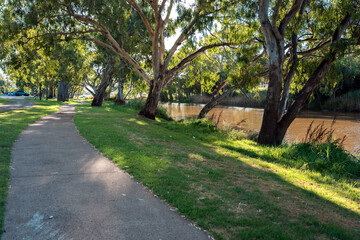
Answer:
0;96;34;112
2;105;210;240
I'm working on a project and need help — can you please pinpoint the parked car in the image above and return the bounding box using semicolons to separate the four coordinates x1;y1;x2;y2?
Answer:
7;92;15;96
14;91;30;96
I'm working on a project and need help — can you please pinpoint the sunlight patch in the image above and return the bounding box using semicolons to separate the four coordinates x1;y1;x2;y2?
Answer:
188;153;205;162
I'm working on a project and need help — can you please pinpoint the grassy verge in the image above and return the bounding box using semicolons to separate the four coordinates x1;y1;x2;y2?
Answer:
74;103;360;240
0;101;61;235
0;99;12;105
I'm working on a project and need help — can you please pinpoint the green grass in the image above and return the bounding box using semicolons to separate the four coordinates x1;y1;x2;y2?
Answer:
0;101;61;235
74;102;360;240
0;99;12;105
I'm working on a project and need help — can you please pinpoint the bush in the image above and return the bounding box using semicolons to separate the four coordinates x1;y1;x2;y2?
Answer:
322;90;360;112
125;99;145;110
287;119;360;180
288;142;360;180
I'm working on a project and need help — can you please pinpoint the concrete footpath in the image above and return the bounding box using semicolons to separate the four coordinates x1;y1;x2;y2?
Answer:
2;105;210;240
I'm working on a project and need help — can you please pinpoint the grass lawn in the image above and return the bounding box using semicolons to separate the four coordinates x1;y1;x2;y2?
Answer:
74;103;360;240
0;99;12;105
0;101;61;235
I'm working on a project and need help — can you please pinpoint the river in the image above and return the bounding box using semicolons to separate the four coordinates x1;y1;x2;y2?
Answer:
163;103;360;155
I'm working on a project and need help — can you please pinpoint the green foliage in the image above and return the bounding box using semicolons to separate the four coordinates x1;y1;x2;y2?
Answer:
322;90;360;112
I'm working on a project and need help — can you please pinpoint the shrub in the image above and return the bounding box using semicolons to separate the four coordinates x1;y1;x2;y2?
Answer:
322;90;360;112
288;142;360;180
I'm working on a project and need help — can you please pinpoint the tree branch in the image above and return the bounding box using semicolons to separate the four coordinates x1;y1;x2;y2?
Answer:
278;0;304;36
297;40;331;56
166;43;238;82
125;0;154;38
66;7;152;84
164;16;199;69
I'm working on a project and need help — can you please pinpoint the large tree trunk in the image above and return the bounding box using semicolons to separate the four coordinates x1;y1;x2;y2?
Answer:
57;81;70;102
257;54;284;144
139;79;163;120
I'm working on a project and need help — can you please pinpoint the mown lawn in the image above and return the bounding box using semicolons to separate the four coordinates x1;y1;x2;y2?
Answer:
0;98;12;105
74;103;360;240
0;101;61;235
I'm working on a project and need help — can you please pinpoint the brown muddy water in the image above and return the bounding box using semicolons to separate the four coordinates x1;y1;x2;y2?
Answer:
163;103;360;155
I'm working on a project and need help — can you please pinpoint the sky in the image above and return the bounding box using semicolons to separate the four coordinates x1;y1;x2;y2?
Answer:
164;0;195;50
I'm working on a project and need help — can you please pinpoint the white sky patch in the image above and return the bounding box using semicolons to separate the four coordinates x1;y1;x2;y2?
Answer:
164;0;196;50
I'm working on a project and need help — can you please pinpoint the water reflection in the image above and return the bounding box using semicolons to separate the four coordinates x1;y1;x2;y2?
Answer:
163;103;360;154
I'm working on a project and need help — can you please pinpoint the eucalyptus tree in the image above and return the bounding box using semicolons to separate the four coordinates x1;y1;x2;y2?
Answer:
7;0;245;119
256;0;360;145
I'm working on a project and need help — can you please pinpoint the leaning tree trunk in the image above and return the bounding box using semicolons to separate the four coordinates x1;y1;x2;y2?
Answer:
92;79;112;106
92;71;114;107
198;81;233;119
198;88;233;119
92;58;116;107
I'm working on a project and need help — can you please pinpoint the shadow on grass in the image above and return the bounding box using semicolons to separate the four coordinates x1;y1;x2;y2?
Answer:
74;104;360;240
